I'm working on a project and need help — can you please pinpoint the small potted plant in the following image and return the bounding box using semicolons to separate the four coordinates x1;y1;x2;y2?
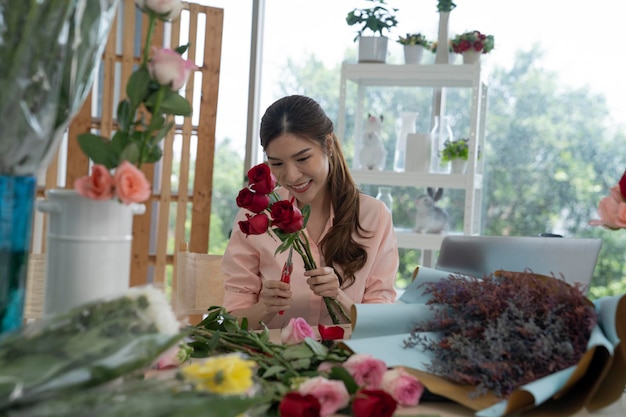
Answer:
450;30;495;64
440;138;472;173
346;0;398;63
397;33;431;64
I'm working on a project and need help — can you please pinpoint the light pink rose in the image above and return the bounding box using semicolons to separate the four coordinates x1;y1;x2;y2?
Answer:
281;317;315;345
381;367;424;406
589;185;626;229
113;161;151;204
298;376;350;417
74;164;115;200
149;47;197;91
135;0;183;20
343;353;387;390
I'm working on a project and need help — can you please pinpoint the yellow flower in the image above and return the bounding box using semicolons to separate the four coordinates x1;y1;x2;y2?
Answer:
181;354;256;395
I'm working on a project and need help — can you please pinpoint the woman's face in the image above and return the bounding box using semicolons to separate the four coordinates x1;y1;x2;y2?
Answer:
265;133;330;206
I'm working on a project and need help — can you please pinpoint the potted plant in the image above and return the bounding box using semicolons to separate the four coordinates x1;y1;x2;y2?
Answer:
346;0;398;63
440;138;478;174
397;33;431;64
450;30;495;64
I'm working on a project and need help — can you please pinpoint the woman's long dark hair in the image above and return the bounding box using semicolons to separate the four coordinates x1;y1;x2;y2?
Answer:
259;95;368;288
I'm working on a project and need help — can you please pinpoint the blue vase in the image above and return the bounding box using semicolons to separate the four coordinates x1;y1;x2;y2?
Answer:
0;175;36;335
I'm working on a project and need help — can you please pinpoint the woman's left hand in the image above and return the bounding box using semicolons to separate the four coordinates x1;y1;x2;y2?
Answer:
304;267;341;299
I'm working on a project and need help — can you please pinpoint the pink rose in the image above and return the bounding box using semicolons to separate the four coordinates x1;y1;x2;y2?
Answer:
135;0;184;21
343;353;387;390
281;317;315;345
74;164;115;200
113;161;151;204
589;185;626;229
381;367;424;406
149;47;197;91
298;377;350;417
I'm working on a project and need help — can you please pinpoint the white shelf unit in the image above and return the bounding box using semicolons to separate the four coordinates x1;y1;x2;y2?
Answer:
337;62;488;262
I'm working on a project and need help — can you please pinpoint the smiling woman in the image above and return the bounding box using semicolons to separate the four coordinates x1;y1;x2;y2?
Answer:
221;95;399;329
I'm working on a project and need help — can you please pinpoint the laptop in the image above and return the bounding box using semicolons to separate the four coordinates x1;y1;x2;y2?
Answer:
434;235;602;288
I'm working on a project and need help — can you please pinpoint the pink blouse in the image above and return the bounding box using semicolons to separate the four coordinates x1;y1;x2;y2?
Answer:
222;189;398;328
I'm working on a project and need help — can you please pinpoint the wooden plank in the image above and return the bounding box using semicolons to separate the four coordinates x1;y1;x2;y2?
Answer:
189;6;223;254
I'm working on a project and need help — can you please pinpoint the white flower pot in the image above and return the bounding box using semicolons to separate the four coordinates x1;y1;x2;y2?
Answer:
403;45;424;64
37;189;146;316
358;36;388;63
450;159;468;174
462;50;481;64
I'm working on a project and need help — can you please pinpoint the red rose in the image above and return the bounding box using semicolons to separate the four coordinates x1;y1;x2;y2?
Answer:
278;392;321;417
318;324;345;341
248;163;276;195
236;187;270;213
238;213;269;235
351;389;397;417
271;198;304;233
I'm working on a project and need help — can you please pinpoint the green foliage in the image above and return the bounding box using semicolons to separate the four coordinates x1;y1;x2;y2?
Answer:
345;0;398;41
397;33;431;47
437;0;457;12
440;138;469;162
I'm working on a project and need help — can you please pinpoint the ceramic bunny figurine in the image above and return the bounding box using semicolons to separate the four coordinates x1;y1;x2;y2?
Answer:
414;187;449;233
358;114;386;171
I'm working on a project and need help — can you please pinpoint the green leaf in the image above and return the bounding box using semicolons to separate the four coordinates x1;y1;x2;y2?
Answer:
304;338;329;357
282;343;314;360
261;365;286;378
127;67;151;108
117;99;132;132
301;204;311;228
142;144;163;164
290;358;312;370
175;43;190;55
150;120;174;145
329;366;359;394
77;133;117;169
148;114;165;131
158;91;193;116
119;141;141;165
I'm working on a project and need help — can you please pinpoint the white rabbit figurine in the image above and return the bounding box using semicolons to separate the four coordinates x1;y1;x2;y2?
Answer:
414;187;449;233
358;114;386;171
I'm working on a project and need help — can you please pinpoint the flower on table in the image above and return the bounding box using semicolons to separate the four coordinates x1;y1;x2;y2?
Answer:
235;163;350;324
281;317;316;345
180;353;256;395
318;324;345;341
75;0;196;205
381;367;424;406
342;353;387;390
297;376;350;416
589;170;626;229
351;389;397;417
279;392;322;417
451;30;495;54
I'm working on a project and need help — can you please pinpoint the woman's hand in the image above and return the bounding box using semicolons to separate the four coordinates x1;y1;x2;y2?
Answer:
304;267;341;299
259;280;292;313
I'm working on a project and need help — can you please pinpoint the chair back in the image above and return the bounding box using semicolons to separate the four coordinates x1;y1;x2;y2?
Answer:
174;242;226;324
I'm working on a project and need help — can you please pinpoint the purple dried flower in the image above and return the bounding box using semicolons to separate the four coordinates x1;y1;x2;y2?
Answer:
404;270;597;398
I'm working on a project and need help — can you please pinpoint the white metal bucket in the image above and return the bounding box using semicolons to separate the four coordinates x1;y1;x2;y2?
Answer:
37;189;145;316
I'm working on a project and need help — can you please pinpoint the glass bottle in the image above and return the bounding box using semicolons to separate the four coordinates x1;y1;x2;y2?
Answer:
376;187;393;215
429;115;454;173
394;112;418;172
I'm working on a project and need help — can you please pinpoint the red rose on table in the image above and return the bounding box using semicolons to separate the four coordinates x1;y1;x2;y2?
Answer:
318;324;345;341
351;389;397;417
247;163;276;195
271;198;304;233
239;213;269;235
236;187;270;213
278;392;321;417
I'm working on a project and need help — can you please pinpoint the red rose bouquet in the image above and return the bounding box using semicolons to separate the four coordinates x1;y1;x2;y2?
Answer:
236;163;351;324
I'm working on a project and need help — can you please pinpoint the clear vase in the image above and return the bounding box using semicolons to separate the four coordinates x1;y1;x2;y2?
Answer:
430;116;454;173
394;112;418;172
0;175;36;335
36;189;146;316
376;187;393;215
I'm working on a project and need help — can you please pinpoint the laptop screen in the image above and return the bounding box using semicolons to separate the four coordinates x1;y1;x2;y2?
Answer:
435;235;602;288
